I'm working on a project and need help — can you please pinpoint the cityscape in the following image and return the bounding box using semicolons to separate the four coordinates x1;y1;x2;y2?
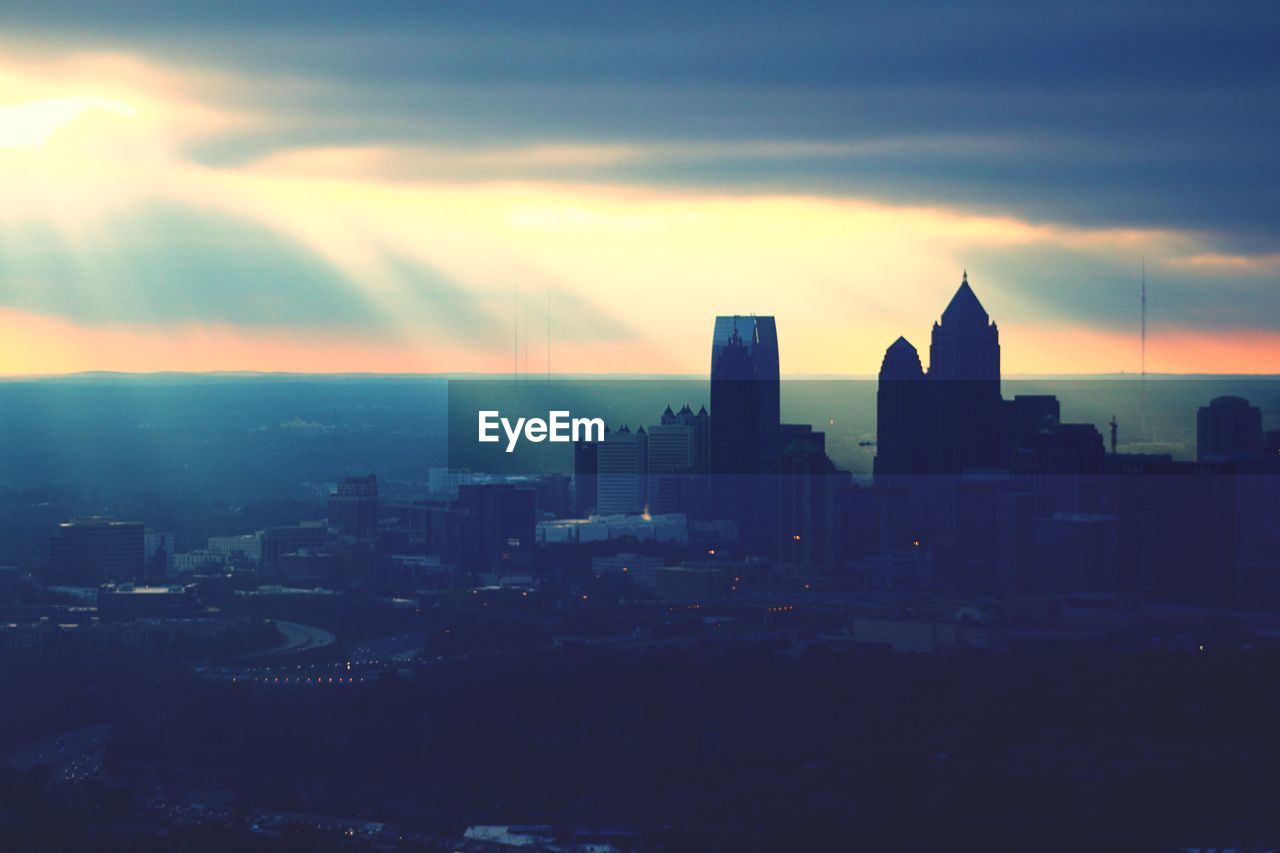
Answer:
1;277;1278;849
3;1;1280;850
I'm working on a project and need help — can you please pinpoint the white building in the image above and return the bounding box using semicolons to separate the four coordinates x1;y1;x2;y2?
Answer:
172;549;226;573
538;513;688;545
207;533;262;563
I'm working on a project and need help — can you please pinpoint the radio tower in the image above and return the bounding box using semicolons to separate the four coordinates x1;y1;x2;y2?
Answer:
1140;258;1147;436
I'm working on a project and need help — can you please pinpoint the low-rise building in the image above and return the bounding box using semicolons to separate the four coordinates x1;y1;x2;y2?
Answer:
591;553;665;590
654;566;728;602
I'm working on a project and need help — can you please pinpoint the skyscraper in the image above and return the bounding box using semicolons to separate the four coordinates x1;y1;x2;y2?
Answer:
1198;396;1264;463
928;273;1001;383
873;274;1009;579
775;425;845;571
928;273;1002;472
573;430;604;516
647;404;710;516
875;336;926;476
144;528;174;579
710;315;780;475
597;425;648;515
328;474;379;537
875;273;1003;477
710;315;780;546
456;483;536;571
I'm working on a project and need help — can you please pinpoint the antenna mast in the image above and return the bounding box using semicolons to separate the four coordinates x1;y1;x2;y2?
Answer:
1140;259;1147;435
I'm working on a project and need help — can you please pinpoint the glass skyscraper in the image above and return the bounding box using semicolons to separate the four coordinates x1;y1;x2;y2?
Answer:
710;315;781;547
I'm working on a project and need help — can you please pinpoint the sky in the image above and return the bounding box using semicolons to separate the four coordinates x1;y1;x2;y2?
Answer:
0;1;1277;376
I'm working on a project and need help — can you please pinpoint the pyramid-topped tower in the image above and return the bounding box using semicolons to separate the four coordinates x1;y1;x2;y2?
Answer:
876;272;1003;476
879;335;924;381
929;271;1000;382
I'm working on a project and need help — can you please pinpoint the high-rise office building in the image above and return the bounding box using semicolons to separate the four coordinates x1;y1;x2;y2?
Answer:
1001;395;1060;461
573;428;606;517
455;483;536;571
710;315;780;546
775;425;845;570
49;517;145;585
534;473;573;518
928;273;1002;472
875;273;1005;477
328;474;379;536
1198;396;1264;462
597;426;648;515
143;528;174;579
873;274;1013;575
710;315;780;476
647;404;710;516
927;274;1001;383
875;337;926;476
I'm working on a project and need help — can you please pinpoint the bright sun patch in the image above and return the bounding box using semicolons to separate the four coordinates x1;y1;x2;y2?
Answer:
0;96;136;149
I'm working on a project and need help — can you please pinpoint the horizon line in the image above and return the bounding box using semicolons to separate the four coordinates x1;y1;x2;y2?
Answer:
4;370;1280;382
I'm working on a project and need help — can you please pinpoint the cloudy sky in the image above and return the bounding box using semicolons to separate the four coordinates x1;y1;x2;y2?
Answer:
0;1;1276;375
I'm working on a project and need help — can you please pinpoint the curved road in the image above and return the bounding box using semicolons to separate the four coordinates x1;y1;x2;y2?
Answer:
238;619;336;659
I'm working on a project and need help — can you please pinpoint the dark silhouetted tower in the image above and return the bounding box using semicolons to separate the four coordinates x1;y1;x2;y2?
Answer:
775;425;844;570
928;273;1000;383
928;273;1002;472
875;273;1003;476
874;274;1008;570
574;432;603;516
710;315;780;546
875;336;925;475
710;315;780;476
328;474;378;537
1198;396;1264;462
456;483;535;571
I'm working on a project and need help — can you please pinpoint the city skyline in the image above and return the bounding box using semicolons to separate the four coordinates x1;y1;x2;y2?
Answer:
1;236;1278;852
3;6;1280;849
2;3;1279;376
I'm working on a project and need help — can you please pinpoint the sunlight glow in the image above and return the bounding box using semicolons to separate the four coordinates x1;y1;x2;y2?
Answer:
0;96;136;148
0;48;1275;376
